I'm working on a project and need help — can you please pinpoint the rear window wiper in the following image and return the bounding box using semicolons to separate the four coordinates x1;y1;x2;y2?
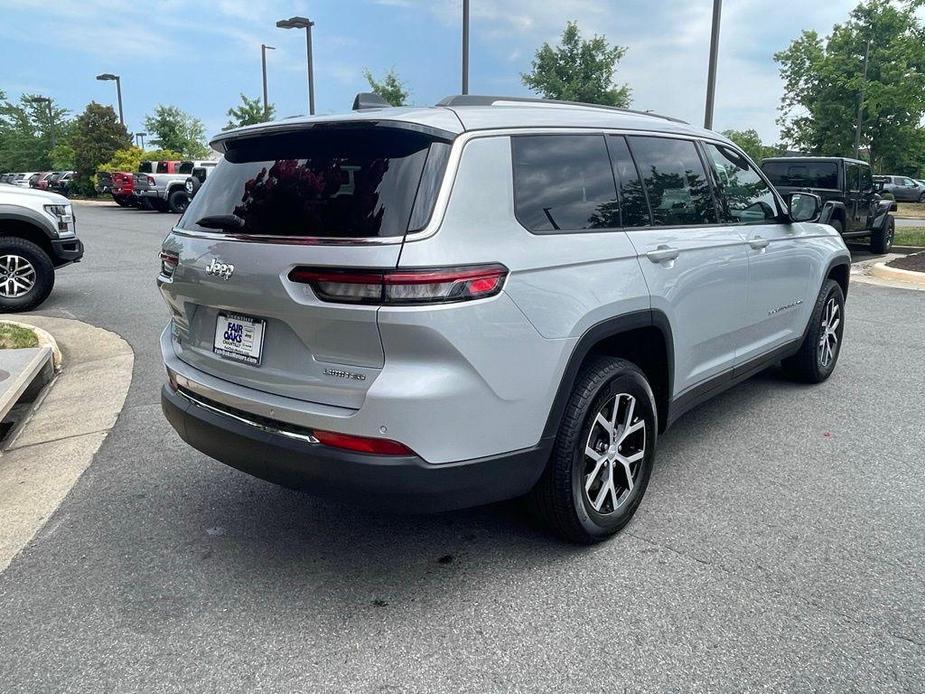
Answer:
195;214;245;230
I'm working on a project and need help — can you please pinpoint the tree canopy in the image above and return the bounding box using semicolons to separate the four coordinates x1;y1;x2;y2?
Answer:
70;102;131;195
775;0;925;175
0;93;71;171
363;68;409;107
224;94;275;130
521;21;631;107
721;129;782;163
144;105;209;158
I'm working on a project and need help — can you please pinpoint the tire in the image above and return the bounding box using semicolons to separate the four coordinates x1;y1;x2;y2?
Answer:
869;215;894;254
168;189;190;214
529;357;657;544
153;198;170;213
0;237;55;312
919;192;925;203
782;279;845;383
113;195;130;207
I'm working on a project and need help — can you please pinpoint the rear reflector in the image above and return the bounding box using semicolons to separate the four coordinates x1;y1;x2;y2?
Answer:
160;250;179;278
312;430;413;456
288;264;508;305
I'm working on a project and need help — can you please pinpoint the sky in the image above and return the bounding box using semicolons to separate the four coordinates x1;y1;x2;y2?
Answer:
0;0;869;145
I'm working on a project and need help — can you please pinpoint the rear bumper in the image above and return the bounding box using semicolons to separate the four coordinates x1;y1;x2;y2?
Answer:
161;384;549;512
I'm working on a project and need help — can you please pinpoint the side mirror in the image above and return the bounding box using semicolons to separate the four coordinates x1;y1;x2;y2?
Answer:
788;192;822;222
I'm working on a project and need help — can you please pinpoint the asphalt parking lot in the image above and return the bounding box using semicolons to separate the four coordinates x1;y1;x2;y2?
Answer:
0;203;923;692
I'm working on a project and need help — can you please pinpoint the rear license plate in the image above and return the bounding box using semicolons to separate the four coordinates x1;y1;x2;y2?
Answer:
213;312;265;365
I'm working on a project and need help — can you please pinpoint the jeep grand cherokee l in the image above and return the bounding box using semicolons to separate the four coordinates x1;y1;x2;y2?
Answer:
159;94;850;543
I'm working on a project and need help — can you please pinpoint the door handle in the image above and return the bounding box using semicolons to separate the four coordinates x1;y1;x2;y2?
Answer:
646;245;680;263
748;237;770;250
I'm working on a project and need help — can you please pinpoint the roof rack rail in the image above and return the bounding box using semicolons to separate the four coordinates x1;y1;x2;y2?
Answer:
435;95;689;124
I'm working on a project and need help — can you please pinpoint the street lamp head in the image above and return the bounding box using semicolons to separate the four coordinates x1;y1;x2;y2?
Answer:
261;44;276;50
277;16;313;29
96;73;118;81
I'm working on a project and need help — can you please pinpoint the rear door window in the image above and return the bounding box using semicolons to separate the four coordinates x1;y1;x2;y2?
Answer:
626;136;717;226
511;134;619;233
179;162;194;174
180;128;448;238
761;161;839;188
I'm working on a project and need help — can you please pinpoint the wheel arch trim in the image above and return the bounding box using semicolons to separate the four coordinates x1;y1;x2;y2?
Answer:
541;309;674;440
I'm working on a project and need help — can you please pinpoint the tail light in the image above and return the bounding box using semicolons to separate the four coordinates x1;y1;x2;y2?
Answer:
147;176;156;186
312;430;413;456
288;264;508;305
160;250;179;278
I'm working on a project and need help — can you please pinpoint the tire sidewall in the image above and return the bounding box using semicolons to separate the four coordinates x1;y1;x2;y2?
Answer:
0;239;55;312
810;281;845;380
568;368;657;538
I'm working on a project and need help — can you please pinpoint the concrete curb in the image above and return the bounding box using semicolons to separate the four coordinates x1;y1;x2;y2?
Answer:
70;199;117;207
0;319;62;369
870;261;925;287
0;315;134;573
0;346;53;423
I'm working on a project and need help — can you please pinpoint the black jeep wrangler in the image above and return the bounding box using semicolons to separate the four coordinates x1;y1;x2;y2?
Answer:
761;156;897;253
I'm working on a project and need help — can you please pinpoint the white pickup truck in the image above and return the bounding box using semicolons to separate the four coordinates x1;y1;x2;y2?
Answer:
134;160;217;213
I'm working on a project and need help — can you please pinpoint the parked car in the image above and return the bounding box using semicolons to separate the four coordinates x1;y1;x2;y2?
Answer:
96;171;113;196
158;94;851;543
109;171;135;206
132;161;182;210
0;173;15;184
28;172;47;188
179;164;215;211
11;172;38;188
136;160;217;213
34;172;58;190
0;184;84;311
761;156;896;253
874;174;925;203
49;171;75;197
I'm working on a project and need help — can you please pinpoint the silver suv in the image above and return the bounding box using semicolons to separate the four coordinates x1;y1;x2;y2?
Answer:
159;95;850;543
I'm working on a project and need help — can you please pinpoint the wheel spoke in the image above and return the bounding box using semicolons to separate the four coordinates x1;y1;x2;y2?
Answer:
609;395;620;431
619;419;644;443
584;454;607;493
592;474;611;511
594;411;613;437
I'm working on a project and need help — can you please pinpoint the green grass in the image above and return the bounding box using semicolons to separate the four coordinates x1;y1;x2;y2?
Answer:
0;323;39;350
894;227;925;247
896;203;925;219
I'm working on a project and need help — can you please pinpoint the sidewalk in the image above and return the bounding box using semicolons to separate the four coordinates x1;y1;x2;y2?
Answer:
0;316;133;572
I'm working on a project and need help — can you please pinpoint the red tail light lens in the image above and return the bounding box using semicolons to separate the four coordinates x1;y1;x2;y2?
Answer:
288;264;508;305
160;250;179;278
312;430;413;456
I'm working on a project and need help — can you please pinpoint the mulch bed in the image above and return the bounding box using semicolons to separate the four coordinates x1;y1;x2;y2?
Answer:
887;252;925;273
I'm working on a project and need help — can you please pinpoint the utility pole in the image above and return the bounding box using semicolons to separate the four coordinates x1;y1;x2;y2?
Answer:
703;0;722;130
854;39;871;159
277;17;316;115
462;0;470;94
261;44;276;117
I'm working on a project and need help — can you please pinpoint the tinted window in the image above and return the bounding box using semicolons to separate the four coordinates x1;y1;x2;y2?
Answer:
761;161;838;188
512;135;619;233
138;162;153;173
861;166;873;191
179;162;194;174
627;136;717;226
847;164;860;192
156;162;169;174
607;136;650;227
704;143;778;224
180;128;442;238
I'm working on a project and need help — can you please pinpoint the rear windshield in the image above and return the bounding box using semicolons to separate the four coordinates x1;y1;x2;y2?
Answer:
761;161;839;189
180;128;448;238
179;162;194;174
138;161;154;173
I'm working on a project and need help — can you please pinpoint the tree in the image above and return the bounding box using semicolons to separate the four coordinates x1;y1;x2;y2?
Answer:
721;129;781;163
70;102;131;195
775;0;925;175
143;105;209;158
521;21;631;107
362;68;409;106
98;146;183;175
0;93;70;171
224;94;274;130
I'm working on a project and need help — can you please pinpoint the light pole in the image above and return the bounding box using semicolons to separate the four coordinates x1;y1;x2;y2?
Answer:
135;132;146;149
96;73;124;126
462;0;470;94
260;44;276;118
703;0;722;130
854;39;871;159
26;96;55;150
277;16;316;115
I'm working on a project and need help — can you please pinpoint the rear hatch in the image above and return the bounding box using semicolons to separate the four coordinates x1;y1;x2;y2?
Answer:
160;124;453;409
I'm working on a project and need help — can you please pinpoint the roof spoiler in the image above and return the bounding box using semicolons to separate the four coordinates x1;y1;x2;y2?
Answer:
352;92;390;111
